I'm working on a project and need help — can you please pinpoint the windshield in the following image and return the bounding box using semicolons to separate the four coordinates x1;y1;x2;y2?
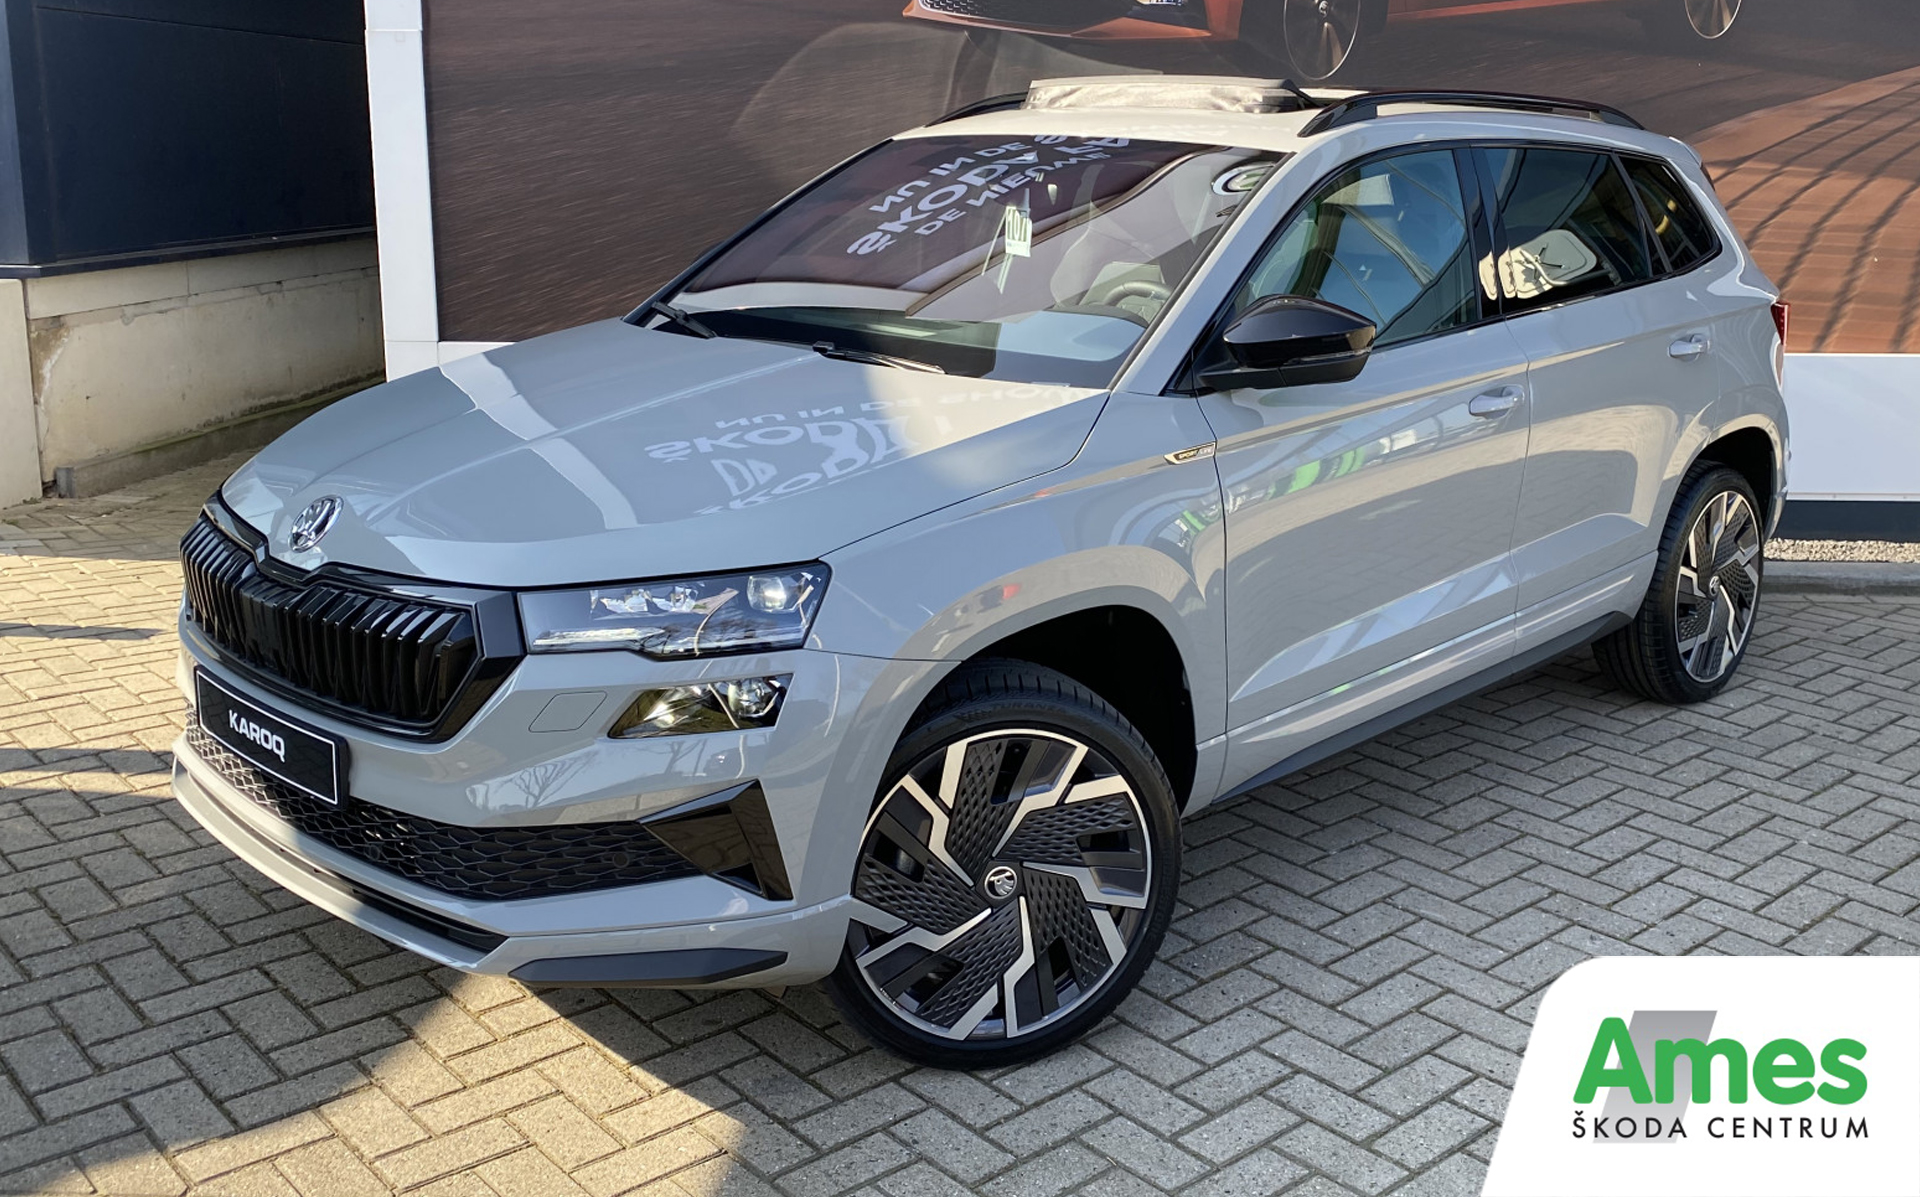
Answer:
665;135;1287;387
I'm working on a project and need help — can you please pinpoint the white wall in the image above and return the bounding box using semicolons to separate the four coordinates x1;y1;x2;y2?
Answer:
366;0;439;379
17;239;383;485
1782;355;1920;503
0;281;38;507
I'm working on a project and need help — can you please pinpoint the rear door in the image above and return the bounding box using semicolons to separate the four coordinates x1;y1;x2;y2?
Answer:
1478;144;1720;617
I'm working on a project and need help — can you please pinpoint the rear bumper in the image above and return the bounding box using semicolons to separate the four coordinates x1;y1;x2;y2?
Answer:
171;736;852;986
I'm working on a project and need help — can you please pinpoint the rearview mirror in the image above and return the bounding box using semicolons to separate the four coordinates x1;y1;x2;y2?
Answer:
1198;295;1377;392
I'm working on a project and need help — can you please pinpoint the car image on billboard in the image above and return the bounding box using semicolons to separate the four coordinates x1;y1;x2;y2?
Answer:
903;0;1744;79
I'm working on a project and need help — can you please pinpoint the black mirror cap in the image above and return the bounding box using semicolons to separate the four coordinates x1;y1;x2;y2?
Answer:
1199;295;1377;391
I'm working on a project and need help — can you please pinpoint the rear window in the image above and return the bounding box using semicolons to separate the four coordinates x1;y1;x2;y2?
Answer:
1479;147;1654;314
1623;157;1718;275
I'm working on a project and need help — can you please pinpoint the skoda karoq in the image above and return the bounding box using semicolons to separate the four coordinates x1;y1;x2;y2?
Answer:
172;78;1788;1067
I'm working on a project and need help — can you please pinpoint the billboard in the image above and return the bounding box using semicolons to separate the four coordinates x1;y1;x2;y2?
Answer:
418;0;1918;358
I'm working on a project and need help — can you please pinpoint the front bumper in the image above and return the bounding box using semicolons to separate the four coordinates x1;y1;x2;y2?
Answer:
171;619;915;986
171;751;850;983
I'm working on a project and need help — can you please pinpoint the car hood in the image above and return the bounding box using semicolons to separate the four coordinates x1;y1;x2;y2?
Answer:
220;320;1107;588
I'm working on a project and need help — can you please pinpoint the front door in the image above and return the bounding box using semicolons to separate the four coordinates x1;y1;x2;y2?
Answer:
1193;147;1533;786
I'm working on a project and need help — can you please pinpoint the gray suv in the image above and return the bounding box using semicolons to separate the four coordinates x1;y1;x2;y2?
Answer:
171;78;1788;1067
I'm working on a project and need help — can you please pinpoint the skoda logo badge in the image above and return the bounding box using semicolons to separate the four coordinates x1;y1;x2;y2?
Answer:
288;496;343;553
983;865;1019;902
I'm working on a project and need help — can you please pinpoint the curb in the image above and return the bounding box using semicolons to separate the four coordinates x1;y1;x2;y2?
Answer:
1767;560;1920;595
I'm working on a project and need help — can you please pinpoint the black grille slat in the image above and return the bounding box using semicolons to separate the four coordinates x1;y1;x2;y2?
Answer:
180;515;484;733
188;724;701;901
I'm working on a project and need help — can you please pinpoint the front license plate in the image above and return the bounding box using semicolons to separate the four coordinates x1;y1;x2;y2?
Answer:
195;670;344;805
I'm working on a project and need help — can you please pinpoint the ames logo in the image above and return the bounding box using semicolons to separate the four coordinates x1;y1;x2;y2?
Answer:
1571;1014;1869;1144
1578;1017;1866;1105
227;710;288;764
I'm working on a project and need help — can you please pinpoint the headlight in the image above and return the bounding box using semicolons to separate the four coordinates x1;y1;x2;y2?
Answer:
519;565;828;658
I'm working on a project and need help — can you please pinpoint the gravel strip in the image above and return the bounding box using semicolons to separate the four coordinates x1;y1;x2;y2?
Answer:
1768;538;1920;563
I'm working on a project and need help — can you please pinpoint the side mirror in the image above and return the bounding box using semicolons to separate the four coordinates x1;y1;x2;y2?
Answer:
1198;295;1377;392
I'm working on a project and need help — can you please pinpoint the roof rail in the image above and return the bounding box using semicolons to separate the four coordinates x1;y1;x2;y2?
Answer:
929;92;1027;125
1298;89;1643;136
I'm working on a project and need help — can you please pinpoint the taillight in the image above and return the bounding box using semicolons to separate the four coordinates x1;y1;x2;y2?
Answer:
1771;301;1791;344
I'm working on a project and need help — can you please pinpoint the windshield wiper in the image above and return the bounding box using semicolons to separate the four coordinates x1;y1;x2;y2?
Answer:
810;341;945;374
643;299;716;339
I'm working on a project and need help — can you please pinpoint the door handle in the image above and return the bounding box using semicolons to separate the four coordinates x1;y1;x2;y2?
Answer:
1468;386;1524;418
1670;334;1710;360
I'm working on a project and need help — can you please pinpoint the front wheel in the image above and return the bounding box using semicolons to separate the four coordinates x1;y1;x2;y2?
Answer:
825;661;1179;1068
1594;465;1764;704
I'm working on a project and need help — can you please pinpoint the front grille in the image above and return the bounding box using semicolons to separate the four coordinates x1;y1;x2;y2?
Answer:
187;724;702;901
919;0;1137;29
181;515;483;733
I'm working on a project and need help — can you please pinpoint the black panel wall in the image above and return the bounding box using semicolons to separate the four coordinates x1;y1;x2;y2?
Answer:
0;0;372;273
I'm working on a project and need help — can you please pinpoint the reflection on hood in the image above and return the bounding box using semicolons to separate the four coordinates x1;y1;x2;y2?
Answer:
220;320;1108;588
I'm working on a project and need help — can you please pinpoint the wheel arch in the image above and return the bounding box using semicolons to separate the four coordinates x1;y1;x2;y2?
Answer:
818;548;1221;820
920;604;1199;811
1691;420;1784;533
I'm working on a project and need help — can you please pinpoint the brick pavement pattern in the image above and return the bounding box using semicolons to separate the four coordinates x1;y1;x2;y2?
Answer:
1;458;1918;1196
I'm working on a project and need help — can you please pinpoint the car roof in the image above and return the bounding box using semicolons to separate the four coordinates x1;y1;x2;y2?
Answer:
896;75;1692;163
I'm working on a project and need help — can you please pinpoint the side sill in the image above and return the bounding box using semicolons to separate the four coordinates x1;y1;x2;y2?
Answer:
1220;611;1628;803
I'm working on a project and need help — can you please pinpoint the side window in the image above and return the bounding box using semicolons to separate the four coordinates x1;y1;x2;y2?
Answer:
1225;149;1480;349
1623;156;1717;275
1479;147;1653;314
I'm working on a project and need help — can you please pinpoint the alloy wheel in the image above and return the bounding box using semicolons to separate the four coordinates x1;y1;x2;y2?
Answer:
1674;489;1761;683
847;729;1152;1042
1281;0;1362;80
1683;0;1740;38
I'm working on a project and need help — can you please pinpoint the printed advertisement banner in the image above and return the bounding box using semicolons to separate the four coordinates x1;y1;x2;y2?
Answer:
420;0;1919;359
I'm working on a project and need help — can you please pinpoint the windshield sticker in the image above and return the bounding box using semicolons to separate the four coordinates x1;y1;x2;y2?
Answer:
846;138;1133;256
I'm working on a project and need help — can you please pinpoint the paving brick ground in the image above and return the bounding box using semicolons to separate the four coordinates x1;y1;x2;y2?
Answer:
2;458;1917;1197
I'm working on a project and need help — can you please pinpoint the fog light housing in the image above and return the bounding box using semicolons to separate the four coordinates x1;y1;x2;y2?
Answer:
609;676;791;739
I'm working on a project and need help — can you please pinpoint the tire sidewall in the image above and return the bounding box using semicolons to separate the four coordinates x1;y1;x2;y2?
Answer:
827;676;1181;1068
1240;0;1370;80
1282;0;1366;80
1651;467;1764;702
1636;0;1741;41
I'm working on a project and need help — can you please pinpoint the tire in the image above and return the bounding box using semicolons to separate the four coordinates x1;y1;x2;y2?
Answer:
825;660;1180;1069
1635;0;1742;41
1594;465;1765;704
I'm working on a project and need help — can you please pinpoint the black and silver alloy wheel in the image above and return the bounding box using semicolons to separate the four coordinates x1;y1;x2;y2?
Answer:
1683;0;1741;38
1280;0;1364;80
827;662;1178;1067
1637;0;1740;42
1673;490;1761;684
1595;464;1765;704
